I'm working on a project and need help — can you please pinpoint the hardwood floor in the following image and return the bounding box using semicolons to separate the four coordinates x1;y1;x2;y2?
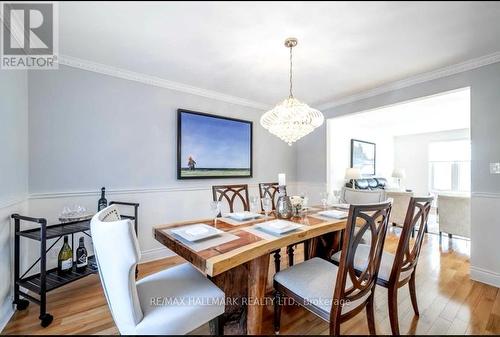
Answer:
3;228;499;335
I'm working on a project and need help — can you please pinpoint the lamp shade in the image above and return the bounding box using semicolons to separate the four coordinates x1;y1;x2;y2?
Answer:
392;168;406;179
345;168;362;180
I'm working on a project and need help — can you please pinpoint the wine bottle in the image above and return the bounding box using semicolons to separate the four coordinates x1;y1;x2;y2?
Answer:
98;187;107;211
76;237;88;272
58;236;73;275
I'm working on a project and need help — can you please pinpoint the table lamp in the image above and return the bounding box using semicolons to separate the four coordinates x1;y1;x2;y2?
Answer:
345;168;362;189
392;168;406;189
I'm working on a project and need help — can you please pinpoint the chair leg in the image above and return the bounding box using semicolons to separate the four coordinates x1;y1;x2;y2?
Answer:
303;240;310;261
409;272;419;316
366;294;376;335
274;290;282;334
286;245;294;266
388;286;400;335
273;250;281;273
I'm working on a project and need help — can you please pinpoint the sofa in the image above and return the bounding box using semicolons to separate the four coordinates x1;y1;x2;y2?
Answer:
345;177;388;190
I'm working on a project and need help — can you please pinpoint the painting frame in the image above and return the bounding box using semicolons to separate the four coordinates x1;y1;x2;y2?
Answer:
350;139;376;176
177;109;253;180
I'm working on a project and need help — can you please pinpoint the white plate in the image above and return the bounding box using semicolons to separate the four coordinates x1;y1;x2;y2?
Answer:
331;203;350;210
317;210;348;219
225;212;262;221
256;220;303;235
171;224;223;242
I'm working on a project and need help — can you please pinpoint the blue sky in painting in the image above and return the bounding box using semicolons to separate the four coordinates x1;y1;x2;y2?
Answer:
180;112;251;169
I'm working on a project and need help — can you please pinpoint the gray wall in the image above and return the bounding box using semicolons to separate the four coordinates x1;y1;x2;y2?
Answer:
0;70;28;330
296;61;500;286
28;66;296;193
25;65;297;264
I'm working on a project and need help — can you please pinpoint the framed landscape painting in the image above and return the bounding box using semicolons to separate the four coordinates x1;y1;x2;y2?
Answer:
350;139;376;175
177;109;253;179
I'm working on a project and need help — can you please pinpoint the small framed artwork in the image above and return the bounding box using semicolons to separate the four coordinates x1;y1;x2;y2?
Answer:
350;139;376;175
177;109;253;179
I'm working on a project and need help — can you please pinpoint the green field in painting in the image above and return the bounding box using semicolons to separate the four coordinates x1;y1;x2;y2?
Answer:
180;168;250;177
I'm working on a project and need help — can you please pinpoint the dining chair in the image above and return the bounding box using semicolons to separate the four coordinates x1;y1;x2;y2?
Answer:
273;201;392;336
331;196;433;335
91;205;225;335
212;184;250;214
258;182;285;211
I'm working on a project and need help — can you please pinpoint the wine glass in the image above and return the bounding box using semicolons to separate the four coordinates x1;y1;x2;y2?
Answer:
320;192;329;209
210;201;221;226
261;197;272;219
332;190;341;204
249;196;259;213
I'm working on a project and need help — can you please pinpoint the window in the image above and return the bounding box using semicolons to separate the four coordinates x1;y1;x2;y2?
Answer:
429;140;471;193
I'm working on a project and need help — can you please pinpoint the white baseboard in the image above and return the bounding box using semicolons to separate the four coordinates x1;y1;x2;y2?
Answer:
0;299;14;333
140;247;175;264
470;266;500;288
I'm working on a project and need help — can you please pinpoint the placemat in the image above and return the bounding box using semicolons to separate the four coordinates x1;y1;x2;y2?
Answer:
163;228;240;252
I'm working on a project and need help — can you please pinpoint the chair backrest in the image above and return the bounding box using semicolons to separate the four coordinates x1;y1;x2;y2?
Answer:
341;187;386;205
390;196;433;283
258;182;285;211
330;201;392;324
212;184;250;213
90;205;143;334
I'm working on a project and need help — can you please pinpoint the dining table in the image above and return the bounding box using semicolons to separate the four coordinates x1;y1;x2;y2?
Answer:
153;207;349;335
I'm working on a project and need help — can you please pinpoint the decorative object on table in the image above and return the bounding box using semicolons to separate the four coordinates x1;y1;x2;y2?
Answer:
345;167;362;189
57;236;73;276
76;237;88;272
290;195;304;217
260;37;324;146
350;139;376;175
391;168;406;189
98;187;107;211
59;205;93;223
276;186;293;219
278;173;286;186
177;109;252;179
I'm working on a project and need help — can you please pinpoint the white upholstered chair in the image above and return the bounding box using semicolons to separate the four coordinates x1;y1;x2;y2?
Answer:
90;205;225;335
386;191;414;226
340;187;386;205
438;194;471;238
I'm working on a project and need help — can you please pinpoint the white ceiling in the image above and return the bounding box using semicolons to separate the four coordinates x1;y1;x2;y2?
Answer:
59;1;500;107
329;88;470;137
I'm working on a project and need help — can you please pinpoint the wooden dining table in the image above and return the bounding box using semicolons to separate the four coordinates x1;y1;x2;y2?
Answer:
153;208;348;335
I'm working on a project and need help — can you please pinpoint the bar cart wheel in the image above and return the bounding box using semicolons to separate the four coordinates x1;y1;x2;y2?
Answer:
40;313;53;327
15;299;29;311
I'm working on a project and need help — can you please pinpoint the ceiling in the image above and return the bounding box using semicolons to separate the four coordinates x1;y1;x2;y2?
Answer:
59;1;500;107
329;88;470;136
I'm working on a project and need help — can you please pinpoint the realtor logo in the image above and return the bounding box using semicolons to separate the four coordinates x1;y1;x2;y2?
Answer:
1;1;58;69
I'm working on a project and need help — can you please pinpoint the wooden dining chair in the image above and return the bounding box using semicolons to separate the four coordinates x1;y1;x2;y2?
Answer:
331;196;433;335
258;182;285;211
273;201;392;336
212;184;250;214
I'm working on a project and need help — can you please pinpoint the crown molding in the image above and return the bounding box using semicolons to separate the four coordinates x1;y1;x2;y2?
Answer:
316;51;500;111
57;54;270;111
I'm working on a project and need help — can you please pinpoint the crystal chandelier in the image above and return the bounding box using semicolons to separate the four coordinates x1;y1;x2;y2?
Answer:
260;38;324;146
